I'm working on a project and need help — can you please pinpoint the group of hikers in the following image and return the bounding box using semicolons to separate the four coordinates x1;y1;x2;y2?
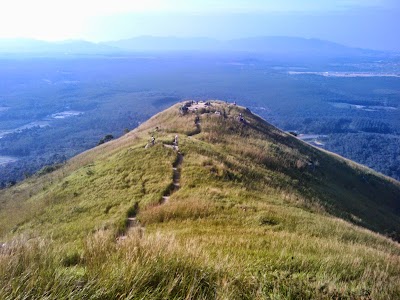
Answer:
179;100;238;114
147;100;246;148
179;100;212;114
180;100;244;121
147;134;178;149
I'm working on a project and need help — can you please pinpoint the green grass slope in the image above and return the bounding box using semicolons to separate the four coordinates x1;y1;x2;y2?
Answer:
1;101;400;299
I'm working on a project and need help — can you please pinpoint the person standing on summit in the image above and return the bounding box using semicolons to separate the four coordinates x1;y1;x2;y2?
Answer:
173;135;179;150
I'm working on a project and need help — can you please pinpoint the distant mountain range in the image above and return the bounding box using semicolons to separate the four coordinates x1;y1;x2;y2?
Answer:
0;38;116;54
0;36;382;57
104;36;375;56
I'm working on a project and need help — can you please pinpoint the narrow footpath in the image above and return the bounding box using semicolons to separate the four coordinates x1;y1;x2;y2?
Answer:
118;111;202;241
160;148;183;204
118;142;183;241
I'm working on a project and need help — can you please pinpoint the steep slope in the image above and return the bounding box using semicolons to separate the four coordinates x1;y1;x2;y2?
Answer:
1;101;400;299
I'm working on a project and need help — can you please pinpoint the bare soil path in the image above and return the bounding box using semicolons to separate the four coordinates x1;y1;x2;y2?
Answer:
118;142;183;241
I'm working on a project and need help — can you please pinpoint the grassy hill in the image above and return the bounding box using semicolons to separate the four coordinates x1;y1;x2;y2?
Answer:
1;101;400;299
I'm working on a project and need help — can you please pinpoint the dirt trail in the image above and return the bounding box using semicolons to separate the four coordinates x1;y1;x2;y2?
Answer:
188;116;201;137
118;143;183;241
119;113;201;241
160;150;183;204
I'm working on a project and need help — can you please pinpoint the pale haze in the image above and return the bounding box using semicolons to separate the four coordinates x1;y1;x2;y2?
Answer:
0;0;399;50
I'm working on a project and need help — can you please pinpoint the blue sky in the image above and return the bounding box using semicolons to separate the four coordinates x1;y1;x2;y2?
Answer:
0;0;398;50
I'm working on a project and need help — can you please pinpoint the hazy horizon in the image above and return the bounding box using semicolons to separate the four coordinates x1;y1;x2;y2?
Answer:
0;0;399;51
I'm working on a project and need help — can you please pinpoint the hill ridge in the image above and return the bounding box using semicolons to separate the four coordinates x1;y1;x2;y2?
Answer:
1;100;400;299
117;100;400;240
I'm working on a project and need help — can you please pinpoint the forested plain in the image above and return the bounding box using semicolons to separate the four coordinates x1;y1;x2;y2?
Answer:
0;52;399;187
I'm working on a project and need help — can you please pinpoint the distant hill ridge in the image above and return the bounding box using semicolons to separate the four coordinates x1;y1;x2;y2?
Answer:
0;36;379;56
0;100;399;299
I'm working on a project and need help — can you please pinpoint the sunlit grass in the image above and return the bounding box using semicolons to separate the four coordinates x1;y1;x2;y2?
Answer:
0;101;400;298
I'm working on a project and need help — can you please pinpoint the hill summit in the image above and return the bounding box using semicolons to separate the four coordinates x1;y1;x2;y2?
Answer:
1;100;400;299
